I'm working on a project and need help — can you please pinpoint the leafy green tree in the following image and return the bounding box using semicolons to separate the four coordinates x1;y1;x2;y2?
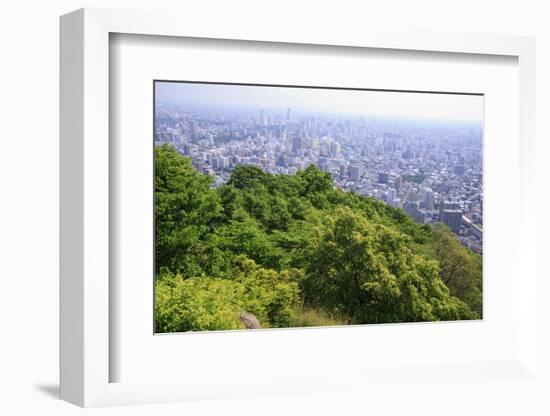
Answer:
227;165;270;190
217;184;248;222
222;167;294;231
215;218;285;270
229;256;301;327
155;258;300;332
301;207;477;323
297;164;333;196
433;224;483;315
155;272;245;332
155;144;222;276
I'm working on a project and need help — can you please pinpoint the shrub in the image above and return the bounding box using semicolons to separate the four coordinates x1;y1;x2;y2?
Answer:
155;274;244;332
155;257;301;332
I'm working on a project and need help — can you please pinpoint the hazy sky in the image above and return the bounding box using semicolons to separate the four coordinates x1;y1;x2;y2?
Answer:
155;82;484;123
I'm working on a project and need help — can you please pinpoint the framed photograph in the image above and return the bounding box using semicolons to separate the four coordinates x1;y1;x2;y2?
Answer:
60;8;538;408
151;80;484;334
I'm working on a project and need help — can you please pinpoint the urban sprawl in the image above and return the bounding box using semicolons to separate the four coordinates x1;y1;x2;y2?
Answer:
155;104;483;253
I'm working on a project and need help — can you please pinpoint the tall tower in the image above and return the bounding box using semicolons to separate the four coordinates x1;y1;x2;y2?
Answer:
422;188;434;210
189;121;198;143
286;107;292;122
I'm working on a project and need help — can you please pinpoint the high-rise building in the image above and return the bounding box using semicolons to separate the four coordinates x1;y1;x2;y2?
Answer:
402;148;414;159
439;200;460;221
378;172;390;184
292;135;304;154
387;188;397;205
310;137;320;150
422;188;434;210
339;165;347;178
330;142;341;157
393;175;402;191
403;200;415;213
404;201;426;223
350;165;361;181
211;156;219;169
440;210;462;233
286;107;292;122
183;144;193;155
189;121;198;143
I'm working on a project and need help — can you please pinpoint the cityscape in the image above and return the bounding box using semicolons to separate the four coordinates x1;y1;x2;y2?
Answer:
154;82;483;254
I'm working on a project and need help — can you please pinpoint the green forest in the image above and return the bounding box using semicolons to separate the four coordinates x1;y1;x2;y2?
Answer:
154;144;482;332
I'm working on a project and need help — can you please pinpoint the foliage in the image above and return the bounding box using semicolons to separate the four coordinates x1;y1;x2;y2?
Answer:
228;256;301;327
155;257;300;332
301;207;477;323
154;144;482;332
433;224;483;315
155;272;244;332
155;144;222;276
214;218;286;270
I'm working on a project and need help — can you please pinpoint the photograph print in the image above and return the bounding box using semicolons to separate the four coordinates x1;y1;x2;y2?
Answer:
154;81;483;333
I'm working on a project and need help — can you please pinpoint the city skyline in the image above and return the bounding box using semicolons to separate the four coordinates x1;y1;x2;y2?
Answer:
155;81;484;124
155;81;483;254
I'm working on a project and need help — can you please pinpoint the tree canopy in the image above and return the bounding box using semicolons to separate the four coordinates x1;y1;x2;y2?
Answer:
154;144;482;332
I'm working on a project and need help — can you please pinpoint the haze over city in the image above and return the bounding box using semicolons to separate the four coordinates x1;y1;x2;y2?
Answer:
155;81;484;123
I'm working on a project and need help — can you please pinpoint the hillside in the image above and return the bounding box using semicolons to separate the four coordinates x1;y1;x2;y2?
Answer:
154;144;482;332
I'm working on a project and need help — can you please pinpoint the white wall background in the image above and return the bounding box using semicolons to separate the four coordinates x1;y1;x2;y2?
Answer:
0;1;548;415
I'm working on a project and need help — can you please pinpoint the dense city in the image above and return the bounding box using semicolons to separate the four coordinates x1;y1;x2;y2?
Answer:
155;104;483;253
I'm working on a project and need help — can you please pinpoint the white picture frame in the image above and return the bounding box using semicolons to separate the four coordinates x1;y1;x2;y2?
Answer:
60;7;538;408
